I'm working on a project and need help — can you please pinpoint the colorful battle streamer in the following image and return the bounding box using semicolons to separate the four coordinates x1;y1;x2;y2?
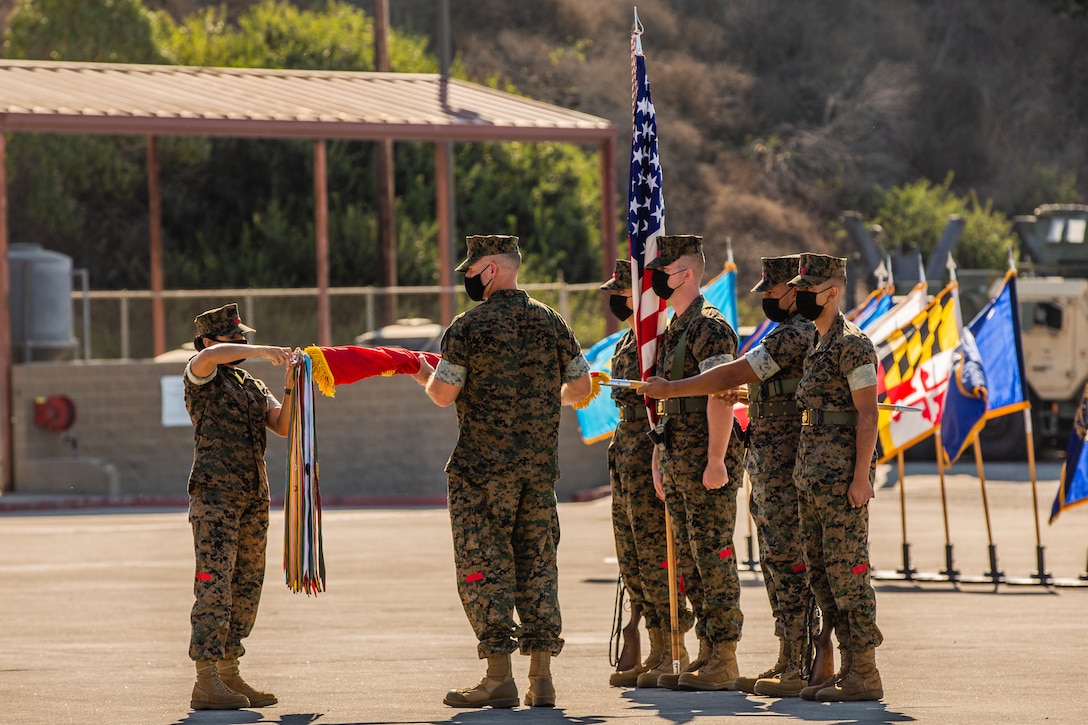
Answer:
284;352;326;595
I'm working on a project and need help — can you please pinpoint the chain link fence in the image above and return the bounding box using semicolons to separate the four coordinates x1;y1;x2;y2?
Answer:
68;282;610;360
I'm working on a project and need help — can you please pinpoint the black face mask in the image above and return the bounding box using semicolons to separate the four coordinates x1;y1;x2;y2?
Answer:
795;290;825;321
651;269;680;300
609;295;633;321
464;265;491;302
761;296;791;323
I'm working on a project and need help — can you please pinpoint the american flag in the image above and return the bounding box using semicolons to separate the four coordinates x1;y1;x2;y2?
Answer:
628;30;667;403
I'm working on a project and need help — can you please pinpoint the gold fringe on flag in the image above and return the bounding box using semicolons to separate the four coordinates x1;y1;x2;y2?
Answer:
303;345;337;398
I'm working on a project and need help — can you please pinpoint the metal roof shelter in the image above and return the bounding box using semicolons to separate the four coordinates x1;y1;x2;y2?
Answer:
0;59;620;491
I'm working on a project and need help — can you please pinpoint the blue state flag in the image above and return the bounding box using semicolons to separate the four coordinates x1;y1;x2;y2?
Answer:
969;271;1028;415
940;328;989;464
1050;383;1088;524
574;330;626;443
941;271;1029;463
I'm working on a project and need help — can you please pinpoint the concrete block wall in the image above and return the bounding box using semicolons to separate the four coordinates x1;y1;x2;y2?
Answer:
11;359;609;502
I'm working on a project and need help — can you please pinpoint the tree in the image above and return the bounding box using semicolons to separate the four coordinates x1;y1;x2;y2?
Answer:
872;175;1018;272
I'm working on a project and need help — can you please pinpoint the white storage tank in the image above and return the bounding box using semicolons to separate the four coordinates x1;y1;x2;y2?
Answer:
8;243;75;361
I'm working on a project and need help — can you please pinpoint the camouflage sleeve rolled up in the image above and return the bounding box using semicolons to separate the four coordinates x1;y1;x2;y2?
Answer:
442;289;580;481
184;360;272;497
839;318;878;388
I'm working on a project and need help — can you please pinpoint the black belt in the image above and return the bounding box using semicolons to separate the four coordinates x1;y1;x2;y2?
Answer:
655;397;709;417
800;409;858;426
618;405;648;422
748;400;800;419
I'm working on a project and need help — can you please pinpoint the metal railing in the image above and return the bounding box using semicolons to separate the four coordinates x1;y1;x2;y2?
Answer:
67;281;609;360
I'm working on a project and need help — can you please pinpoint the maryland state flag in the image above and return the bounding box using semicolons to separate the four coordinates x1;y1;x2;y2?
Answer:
1050;382;1088;524
305;345;441;397
876;282;959;462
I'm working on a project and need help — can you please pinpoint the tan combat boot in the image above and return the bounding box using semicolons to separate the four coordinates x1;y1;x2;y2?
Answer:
443;653;519;708
800;649;850;700
216;657;277;707
754;641;806;697
635;631;687;687
191;659;249;710
611;627;660;687
733;638;789;694
677;640;739;691
644;634;693;688
817;648;883;701
524;652;556;707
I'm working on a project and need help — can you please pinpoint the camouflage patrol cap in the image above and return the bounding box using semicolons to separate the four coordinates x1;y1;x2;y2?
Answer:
600;260;632;291
789;253;848;286
645;235;704;270
751;254;802;292
194;303;255;338
455;234;521;273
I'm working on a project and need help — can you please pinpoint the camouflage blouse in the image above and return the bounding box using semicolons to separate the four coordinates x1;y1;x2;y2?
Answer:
184;361;276;497
438;289;589;481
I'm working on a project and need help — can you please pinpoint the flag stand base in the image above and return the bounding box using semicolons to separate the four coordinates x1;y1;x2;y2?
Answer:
939;543;960;582
896;542;917;580
740;534;760;573
983;544;1005;585
1030;546;1052;585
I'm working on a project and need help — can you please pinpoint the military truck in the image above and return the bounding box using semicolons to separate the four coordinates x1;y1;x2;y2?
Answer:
1010;204;1088;450
843;204;1088;457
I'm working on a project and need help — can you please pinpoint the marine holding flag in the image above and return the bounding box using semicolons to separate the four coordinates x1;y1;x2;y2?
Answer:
645;234;746;692
643;255;824;698
412;234;592;710
789;254;884;702
184;303;296;711
601;261;698;689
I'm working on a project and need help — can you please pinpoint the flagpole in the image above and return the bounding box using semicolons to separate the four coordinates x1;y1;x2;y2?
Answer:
971;437;1004;585
934;430;959;581
664;504;682;677
1024;409;1052;584
895;450;916;580
742;470;758;572
629;7;680;674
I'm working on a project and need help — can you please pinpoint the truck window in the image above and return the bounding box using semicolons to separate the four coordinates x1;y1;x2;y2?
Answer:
1066;218;1086;243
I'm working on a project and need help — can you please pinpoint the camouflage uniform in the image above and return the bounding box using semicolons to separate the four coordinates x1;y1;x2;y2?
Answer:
792;290;883;654
744;311;816;642
608;327;695;634
436;269;589;659
650;238;746;646
185;304;278;662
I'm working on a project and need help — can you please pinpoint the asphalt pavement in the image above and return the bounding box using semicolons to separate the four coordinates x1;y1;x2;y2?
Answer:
1;460;1086;724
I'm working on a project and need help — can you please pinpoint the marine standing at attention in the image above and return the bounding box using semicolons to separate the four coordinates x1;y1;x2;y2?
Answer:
600;260;697;689
787;253;884;702
644;234;746;692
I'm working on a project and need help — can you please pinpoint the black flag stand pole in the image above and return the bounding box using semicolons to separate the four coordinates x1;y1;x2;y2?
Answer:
934;431;960;582
895;450;916;580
